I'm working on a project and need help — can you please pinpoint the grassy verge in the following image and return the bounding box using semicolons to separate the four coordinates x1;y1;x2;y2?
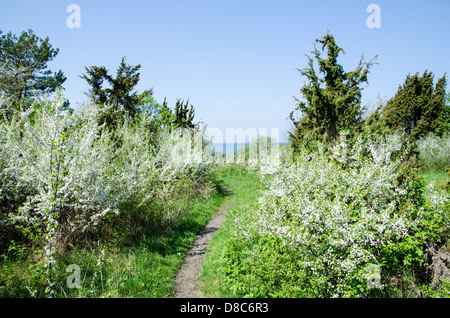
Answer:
420;169;449;190
0;183;229;298
201;170;263;297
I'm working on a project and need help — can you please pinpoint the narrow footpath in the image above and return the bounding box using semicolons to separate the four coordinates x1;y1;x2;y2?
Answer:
174;197;232;298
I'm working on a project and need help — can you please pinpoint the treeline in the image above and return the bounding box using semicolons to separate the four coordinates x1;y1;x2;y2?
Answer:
0;29;196;130
289;32;449;153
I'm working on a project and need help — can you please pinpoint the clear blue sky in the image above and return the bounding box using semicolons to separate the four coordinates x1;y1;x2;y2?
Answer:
1;0;449;142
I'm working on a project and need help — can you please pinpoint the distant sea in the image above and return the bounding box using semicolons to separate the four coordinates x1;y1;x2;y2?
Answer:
212;142;288;155
212;143;245;155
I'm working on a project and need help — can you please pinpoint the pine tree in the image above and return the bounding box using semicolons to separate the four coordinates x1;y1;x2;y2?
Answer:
289;32;376;150
0;29;66;111
381;71;448;139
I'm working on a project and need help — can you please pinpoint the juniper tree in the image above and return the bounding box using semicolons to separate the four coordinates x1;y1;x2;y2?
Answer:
81;56;152;128
289;32;377;150
381;71;448;139
157;98;195;130
159;98;176;127
0;29;66;112
173;99;195;130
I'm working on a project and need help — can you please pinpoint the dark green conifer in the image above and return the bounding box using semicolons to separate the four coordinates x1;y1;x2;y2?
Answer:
289;32;376;151
381;71;448;139
0;29;66;111
173;99;195;130
81;57;152;128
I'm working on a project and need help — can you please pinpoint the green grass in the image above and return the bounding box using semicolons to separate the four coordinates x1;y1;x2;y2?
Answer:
0;182;229;298
201;170;263;297
420;169;449;190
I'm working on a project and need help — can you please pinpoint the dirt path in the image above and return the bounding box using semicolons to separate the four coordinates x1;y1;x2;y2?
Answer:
174;197;232;298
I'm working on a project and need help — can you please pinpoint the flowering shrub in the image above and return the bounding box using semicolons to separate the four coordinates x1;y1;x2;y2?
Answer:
0;91;217;238
224;133;449;297
416;133;450;171
0;92;218;296
1;93;120;241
